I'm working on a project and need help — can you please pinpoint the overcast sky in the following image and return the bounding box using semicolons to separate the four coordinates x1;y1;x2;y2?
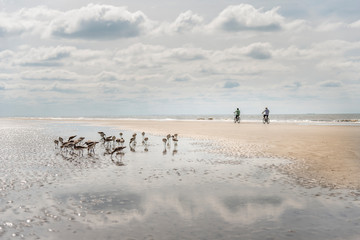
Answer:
0;0;359;117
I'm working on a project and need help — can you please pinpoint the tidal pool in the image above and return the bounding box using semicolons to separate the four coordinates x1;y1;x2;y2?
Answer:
0;119;359;240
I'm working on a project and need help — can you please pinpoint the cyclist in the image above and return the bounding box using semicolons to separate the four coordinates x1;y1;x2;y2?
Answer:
262;107;270;122
234;108;240;123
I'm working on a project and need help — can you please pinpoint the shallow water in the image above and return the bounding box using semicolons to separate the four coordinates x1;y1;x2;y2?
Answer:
0;119;359;240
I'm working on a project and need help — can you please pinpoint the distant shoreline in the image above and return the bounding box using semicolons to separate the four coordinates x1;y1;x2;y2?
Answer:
3;113;360;126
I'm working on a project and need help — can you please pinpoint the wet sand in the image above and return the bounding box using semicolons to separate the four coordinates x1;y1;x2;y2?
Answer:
89;119;360;190
1;118;360;240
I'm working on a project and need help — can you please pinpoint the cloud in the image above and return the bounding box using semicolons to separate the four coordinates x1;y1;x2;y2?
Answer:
315;21;345;32
20;69;78;81
349;19;360;28
0;73;13;81
49;84;83;94
223;81;239;88
0;6;62;38
97;71;122;82
245;42;272;59
284;81;302;91
45;4;153;40
0;14;27;37
169;10;204;33
14;46;73;67
172;74;193;82
319;80;343;88
208;4;284;32
167;47;207;61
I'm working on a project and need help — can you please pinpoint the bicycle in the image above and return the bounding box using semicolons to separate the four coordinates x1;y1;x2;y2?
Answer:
234;114;241;123
263;115;270;124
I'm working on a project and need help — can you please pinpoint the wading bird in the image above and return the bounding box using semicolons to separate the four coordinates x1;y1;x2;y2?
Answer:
111;146;126;156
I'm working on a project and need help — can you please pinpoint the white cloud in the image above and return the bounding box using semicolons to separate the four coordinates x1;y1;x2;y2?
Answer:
169;10;204;33
0;6;62;38
20;69;79;81
13;46;74;66
349;19;360;28
0;13;27;37
166;47;208;61
315;21;345;32
208;4;284;32
44;4;154;40
243;42;272;59
283;19;311;32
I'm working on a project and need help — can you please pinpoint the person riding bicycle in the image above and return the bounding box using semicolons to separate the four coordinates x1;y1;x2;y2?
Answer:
234;108;240;121
262;107;270;120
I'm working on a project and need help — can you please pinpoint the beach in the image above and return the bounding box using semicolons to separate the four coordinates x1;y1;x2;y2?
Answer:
91;119;360;190
1;118;360;239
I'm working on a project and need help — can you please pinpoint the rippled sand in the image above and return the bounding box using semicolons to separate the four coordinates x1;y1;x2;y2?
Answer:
1;119;360;240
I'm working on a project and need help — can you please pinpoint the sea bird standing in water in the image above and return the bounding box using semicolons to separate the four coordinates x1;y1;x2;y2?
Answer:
111;146;126;156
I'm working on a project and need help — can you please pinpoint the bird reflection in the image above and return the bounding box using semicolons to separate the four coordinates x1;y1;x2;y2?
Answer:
111;150;125;166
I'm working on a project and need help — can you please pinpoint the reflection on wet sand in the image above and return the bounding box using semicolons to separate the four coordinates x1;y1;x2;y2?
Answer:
57;185;303;227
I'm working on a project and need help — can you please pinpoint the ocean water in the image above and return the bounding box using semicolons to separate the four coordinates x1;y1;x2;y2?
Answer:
20;113;360;125
0;119;360;240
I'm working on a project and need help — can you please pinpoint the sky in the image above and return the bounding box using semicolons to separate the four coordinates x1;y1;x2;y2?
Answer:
0;0;359;117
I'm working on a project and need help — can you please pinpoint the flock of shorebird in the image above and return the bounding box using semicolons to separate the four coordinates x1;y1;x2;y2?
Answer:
54;131;179;159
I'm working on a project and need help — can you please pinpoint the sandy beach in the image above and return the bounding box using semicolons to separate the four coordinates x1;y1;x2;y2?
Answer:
2;118;360;239
86;119;360;190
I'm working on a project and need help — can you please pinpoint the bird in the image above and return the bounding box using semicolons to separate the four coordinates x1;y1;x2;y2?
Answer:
119;138;125;146
111;146;126;156
112;136;116;147
162;138;167;149
73;137;85;146
104;136;113;148
68;135;77;142
166;134;171;146
86;141;99;154
172;136;178;145
74;145;87;156
132;133;137;145
54;139;59;149
129;137;136;147
141;132;146;144
60;141;75;155
98;132;105;138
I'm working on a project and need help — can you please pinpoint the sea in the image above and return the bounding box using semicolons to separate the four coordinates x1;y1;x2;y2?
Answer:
17;113;360;125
